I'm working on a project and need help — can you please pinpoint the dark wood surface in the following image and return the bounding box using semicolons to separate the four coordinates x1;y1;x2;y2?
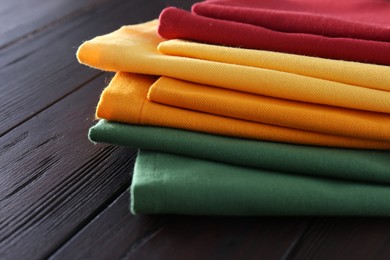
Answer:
1;0;390;259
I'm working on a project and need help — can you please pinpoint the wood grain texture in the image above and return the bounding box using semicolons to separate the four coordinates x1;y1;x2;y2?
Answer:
0;74;137;259
0;0;108;48
50;191;171;260
287;218;390;260
123;217;310;260
50;190;310;260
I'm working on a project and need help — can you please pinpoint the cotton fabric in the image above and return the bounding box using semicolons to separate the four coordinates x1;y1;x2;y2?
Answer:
76;6;390;217
89;120;390;184
158;7;390;65
149;77;390;142
158;39;390;93
132;150;390;216
77;20;390;113
96;72;390;149
192;0;390;42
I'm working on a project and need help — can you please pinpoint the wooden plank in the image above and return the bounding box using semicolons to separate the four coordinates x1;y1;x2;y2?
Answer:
51;189;310;260
286;218;390;260
0;0;186;137
50;191;171;260
1;73;106;199
0;74;138;259
124;217;310;260
0;0;108;48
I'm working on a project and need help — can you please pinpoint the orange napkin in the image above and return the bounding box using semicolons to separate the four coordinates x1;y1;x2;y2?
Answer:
149;77;390;142
96;72;390;149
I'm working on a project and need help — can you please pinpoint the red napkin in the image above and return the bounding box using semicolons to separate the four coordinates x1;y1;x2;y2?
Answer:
158;0;390;65
193;0;390;42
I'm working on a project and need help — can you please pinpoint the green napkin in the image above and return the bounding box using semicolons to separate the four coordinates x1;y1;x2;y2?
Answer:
89;120;390;183
132;150;390;216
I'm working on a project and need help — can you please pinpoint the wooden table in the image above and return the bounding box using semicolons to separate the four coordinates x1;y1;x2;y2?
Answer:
1;0;390;259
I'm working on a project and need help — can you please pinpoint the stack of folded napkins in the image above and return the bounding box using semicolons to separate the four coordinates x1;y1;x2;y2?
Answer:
78;0;390;216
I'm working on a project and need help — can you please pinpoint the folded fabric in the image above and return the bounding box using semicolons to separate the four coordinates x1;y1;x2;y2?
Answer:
90;120;390;184
158;39;390;93
192;0;390;42
149;77;390;142
77;20;390;113
95;72;390;149
158;7;390;65
132;150;390;216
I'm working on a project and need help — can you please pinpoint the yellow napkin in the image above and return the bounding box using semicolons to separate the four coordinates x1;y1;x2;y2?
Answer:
96;72;390;149
77;20;390;113
158;39;390;93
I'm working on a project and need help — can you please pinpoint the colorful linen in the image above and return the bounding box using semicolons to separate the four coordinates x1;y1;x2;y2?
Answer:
148;76;390;142
90;120;390;184
96;72;390;149
132;150;390;216
158;5;390;65
193;0;390;42
77;20;390;113
76;3;390;216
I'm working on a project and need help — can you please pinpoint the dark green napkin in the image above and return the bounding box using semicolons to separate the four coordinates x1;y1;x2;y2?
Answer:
132;150;390;216
89;120;390;183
